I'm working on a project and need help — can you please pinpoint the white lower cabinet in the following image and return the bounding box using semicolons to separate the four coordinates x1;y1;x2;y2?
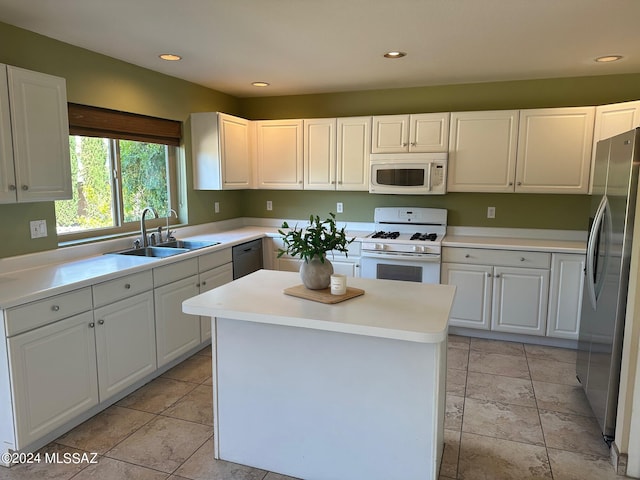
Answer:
546;253;584;340
440;263;492;330
269;237;361;278
154;257;201;367
93;292;156;400
442;248;551;336
8;310;99;448
491;266;550;335
198;249;233;341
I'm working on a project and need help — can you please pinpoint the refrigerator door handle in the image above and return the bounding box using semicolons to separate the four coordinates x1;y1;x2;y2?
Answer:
586;195;611;309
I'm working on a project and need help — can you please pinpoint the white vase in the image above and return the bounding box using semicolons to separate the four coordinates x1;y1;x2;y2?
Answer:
300;256;334;289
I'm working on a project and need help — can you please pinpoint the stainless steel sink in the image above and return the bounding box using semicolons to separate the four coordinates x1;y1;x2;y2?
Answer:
113;246;190;258
157;240;220;250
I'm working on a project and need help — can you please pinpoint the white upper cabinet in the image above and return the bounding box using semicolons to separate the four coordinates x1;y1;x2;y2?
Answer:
372;113;449;153
255;119;304;189
191;112;252;190
1;65;71;203
515;107;595;194
304;118;336;190
336;116;371;191
447;110;519;192
589;101;640;193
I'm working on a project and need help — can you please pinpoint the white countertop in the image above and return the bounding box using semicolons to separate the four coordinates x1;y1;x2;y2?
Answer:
182;270;455;344
443;235;586;254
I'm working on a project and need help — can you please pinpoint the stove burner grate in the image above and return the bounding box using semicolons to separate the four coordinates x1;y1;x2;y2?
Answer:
371;231;400;239
410;233;438;241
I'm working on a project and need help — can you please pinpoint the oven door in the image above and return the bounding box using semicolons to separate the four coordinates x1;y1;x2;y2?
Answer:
360;251;441;283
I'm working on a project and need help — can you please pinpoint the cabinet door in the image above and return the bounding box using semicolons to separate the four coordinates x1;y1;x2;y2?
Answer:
516;107;594;194
0;64;16;203
274;256;302;272
7;66;71;202
336;116;371;191
94;292;156;401
199;262;233;341
155;275;201;367
590;101;640;193
410;112;450;152
547;253;584;340
332;259;359;278
303;118;336;190
491;267;549;335
448;110;519;192
220;113;252;189
8;311;98;448
255;119;303;189
371;115;409;153
441;263;492;330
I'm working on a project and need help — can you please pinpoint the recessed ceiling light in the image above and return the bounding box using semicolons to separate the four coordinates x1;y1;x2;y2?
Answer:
252;82;270;87
159;53;182;61
595;55;623;63
384;51;407;59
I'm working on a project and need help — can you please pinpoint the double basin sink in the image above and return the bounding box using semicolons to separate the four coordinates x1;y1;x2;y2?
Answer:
111;240;220;258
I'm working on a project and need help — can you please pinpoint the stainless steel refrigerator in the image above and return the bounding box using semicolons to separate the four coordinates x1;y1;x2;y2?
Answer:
577;127;640;443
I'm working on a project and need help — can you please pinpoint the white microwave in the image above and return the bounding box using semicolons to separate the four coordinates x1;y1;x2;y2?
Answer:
369;152;448;195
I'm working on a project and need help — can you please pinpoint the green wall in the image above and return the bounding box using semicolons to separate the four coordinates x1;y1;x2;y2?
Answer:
241;190;590;230
3;21;640;258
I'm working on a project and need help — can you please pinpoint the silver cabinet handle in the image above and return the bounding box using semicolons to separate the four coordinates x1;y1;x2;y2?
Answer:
124;283;131;289
88;322;95;328
98;319;105;325
51;305;60;312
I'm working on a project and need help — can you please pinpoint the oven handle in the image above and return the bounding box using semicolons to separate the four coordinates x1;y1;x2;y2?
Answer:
361;251;441;262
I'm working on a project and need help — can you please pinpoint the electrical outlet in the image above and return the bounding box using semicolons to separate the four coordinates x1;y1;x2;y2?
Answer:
266;200;273;211
336;202;343;213
487;206;496;219
30;220;47;239
214;202;220;213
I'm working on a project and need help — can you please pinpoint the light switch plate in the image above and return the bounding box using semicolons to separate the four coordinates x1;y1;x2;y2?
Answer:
266;200;273;211
487;207;496;219
30;220;47;239
214;202;220;213
336;202;344;213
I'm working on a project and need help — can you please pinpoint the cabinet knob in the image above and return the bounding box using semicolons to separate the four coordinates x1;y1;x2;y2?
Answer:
124;283;131;289
98;319;105;325
495;274;501;278
520;257;525;262
88;322;95;328
487;273;492;278
338;181;343;185
517;182;522;186
402;142;408;147
51;305;60;312
21;185;28;191
8;184;16;191
202;281;207;286
508;182;513;186
464;254;470;258
331;180;335;184
410;142;417;147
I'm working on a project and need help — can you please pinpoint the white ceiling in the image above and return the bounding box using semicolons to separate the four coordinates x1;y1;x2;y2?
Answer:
0;0;638;98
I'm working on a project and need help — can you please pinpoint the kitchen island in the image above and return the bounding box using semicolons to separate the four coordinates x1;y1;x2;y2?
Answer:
182;270;455;480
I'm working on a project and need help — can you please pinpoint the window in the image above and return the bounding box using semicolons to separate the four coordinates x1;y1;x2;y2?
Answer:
56;104;181;239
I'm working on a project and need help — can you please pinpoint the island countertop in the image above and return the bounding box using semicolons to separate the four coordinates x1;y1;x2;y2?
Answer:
182;269;455;344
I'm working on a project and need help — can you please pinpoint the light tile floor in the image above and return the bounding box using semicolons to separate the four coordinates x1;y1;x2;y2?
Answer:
0;337;628;479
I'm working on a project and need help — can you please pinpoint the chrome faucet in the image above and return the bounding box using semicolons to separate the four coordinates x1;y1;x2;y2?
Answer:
140;207;158;247
165;208;178;242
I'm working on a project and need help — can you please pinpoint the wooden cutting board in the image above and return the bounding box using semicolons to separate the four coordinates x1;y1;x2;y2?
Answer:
283;284;365;304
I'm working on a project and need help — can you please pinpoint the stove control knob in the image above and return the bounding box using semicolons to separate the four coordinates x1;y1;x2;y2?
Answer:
376;243;385;251
413;245;424;253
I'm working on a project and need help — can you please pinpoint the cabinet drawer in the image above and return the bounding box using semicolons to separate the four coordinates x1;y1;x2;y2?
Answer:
442;248;551;269
153;258;198;287
198;248;232;272
92;270;153;308
5;287;93;336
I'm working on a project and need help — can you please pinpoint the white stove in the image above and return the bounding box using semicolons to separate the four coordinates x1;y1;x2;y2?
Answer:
360;207;447;283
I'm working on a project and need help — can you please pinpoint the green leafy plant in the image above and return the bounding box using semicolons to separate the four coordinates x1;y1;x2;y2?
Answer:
277;213;355;263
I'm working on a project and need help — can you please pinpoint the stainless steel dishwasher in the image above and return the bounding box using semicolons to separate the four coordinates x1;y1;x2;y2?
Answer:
232;239;264;279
